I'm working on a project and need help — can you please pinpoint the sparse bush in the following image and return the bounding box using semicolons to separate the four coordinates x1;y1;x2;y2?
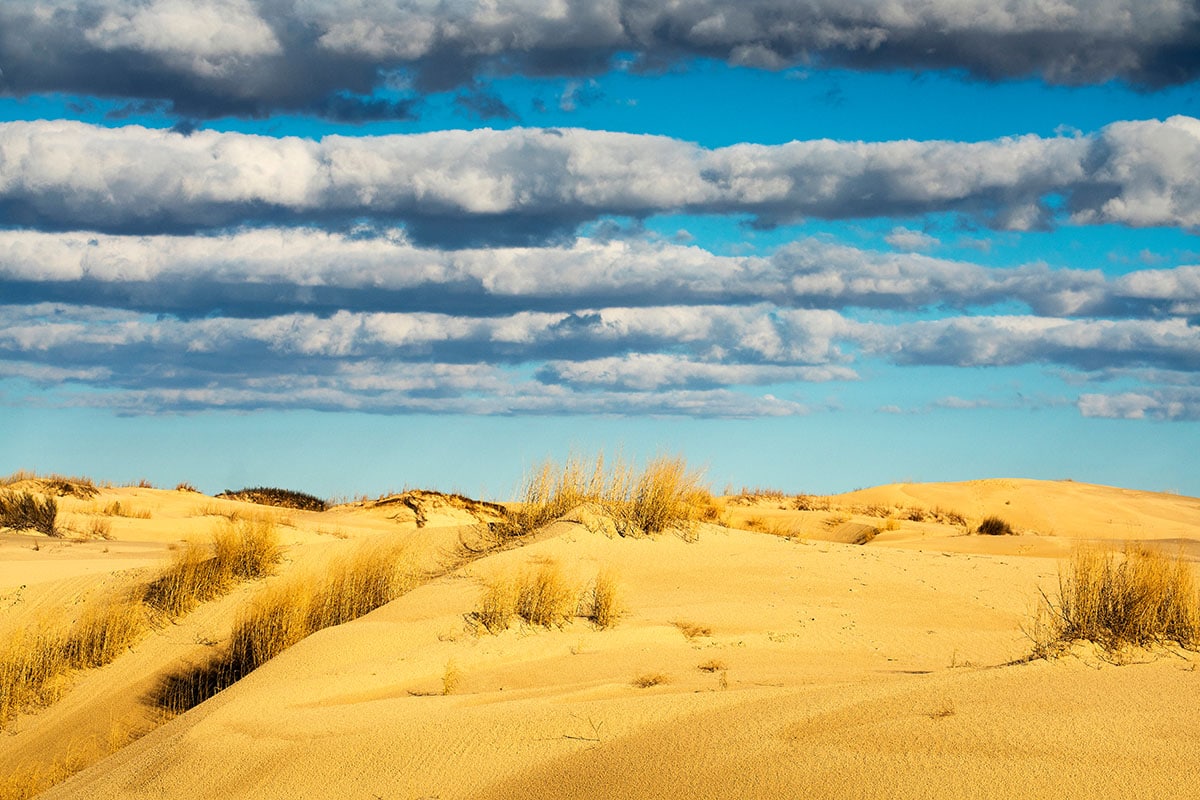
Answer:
0;491;58;536
219;487;327;512
1033;546;1200;655
101;500;151;519
516;562;578;627
175;482;200;493
934;507;967;527
618;456;713;537
632;672;669;688
793;494;831;511
977;515;1015;536
475;563;614;632
585;570;621;629
475;576;520;633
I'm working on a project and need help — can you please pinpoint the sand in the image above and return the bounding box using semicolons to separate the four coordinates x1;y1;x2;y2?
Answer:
3;478;1198;798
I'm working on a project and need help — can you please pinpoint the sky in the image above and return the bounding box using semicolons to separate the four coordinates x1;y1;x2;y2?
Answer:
1;1;1199;500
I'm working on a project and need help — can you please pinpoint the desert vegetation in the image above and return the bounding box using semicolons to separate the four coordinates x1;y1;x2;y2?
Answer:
1032;545;1200;656
143;517;281;617
156;536;415;714
0;490;58;536
474;562;620;633
977;515;1015;536
496;454;716;539
1;517;282;730
0;593;146;729
218;487;327;512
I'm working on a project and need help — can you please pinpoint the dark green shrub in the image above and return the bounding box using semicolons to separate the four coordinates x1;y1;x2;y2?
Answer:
218;487;327;512
977;515;1015;536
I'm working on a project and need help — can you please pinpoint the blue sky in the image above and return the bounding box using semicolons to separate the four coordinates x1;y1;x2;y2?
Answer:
1;2;1198;499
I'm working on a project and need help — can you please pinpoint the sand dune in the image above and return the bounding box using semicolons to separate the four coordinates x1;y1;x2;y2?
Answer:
3;478;1198;798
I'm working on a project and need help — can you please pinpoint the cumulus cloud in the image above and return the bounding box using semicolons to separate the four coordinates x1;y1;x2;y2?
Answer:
3;229;1198;320
864;316;1200;372
3;117;1200;243
885;227;939;251
1;2;1197;118
2;296;1196;417
1078;389;1200;420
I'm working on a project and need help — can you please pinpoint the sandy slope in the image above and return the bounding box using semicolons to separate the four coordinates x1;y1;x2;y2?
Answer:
5;479;1199;798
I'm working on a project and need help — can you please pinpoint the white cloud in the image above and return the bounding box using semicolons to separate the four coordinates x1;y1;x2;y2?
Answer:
885;227;939;251
6;119;1200;241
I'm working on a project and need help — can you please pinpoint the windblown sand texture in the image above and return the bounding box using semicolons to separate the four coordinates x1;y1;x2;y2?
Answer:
2;477;1199;799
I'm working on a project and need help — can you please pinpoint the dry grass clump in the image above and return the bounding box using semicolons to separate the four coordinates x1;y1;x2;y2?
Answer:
977;515;1015;536
632;672;669;688
671;620;712;640
1;471;99;499
157;537;415;714
218;486;327;512
100;500;151;519
0;490;58;536
497;454;714;539
0;594;147;729
475;562;580;632
1033;546;1200;656
585;570;621;629
792;494;832;511
144;518;280;617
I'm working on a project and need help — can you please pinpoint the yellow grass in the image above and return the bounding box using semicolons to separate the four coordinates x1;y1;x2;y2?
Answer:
157;537;415;715
1034;545;1200;655
144;517;280;617
475;562;580;632
585;569;621;629
0;594;147;729
498;454;714;539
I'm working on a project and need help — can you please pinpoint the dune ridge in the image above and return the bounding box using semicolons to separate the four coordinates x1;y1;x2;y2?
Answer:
0;475;1197;799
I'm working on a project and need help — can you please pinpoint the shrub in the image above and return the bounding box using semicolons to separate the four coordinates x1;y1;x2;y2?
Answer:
0;491;58;536
632;672;669;688
218;487;326;512
515;562;578;627
1033;546;1200;654
474;562;609;632
977;515;1015;536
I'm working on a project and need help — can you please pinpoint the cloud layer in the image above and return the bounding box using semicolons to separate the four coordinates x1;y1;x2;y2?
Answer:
2;2;1198;117
3;117;1200;245
1;114;1196;420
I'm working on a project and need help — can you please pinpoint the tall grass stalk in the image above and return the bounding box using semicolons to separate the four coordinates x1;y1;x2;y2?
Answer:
498;454;713;539
157;537;415;714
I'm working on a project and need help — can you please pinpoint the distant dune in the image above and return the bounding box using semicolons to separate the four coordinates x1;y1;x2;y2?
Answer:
2;475;1198;799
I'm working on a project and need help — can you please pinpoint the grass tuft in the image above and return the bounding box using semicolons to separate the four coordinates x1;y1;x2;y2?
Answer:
143;518;280;617
585;570;621;629
632;672;669;688
0;491;58;536
1032;545;1200;655
0;593;147;729
497;453;713;539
